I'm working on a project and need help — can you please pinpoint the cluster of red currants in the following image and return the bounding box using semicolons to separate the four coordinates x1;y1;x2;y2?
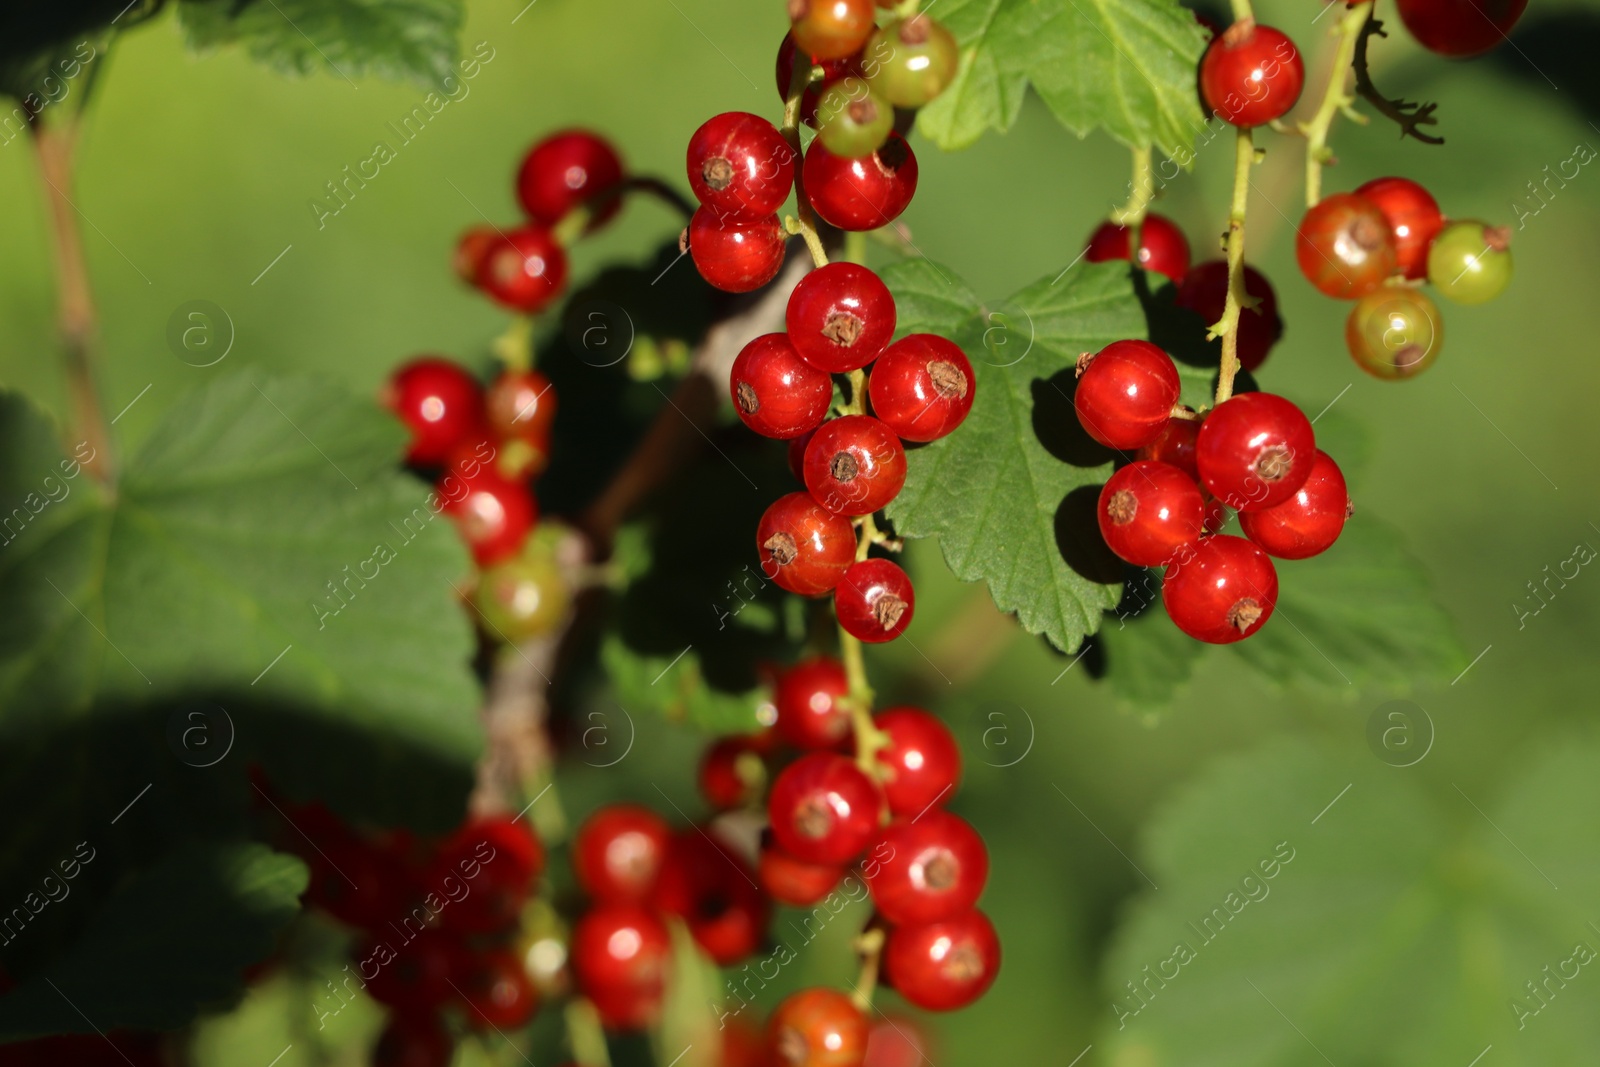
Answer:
271;797;544;1066
735;262;975;644
383;356;569;641
454;130;628;314
683;0;959;294
1298;177;1511;379
1075;340;1350;644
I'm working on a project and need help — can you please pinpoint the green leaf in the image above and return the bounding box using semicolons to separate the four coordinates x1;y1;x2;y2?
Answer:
883;258;1146;653
0;842;306;1040
177;0;465;87
1101;738;1600;1064
1095;602;1204;705
913;0;1210;157
0;376;481;822
601;635;764;736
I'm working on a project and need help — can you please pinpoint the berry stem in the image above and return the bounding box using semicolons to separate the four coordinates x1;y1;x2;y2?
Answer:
1213;127;1255;406
851;925;887;1010
844;228;868;267
1299;0;1374;208
30;119;112;485
781;51;831;270
1228;0;1254;22
842;516;890;774
491;315;536;372
1108;145;1154;226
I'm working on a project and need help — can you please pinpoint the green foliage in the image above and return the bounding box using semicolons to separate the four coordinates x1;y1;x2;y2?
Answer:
601;635;765;736
177;0;465;86
914;0;1210;154
1101;737;1600;1063
883;258;1145;653
0;843;306;1040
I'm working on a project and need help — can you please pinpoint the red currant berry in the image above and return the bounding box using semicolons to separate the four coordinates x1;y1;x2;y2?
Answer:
883;909;1000;1011
373;1014;454;1067
1345;286;1443;379
477;224;569;314
1097;460;1205;568
789;0;877;60
786;262;897;373
384;357;484;465
687;112;797;217
865;811;988;925
731;334;833;440
759;840;845;906
1164;533;1278;644
862;15;960;109
434;815;543;934
835;558;915;644
574;804;672;903
1238;449;1350;559
1396;0;1528;57
803;415;907;516
766;987;869;1067
768;752;884;865
868;335;975;443
687;207;787;293
362;930;460;1010
1073;340;1181;451
757;492;856;598
1136;416;1200;479
699;734;767;809
1355;177;1443;282
653;830;770;965
438;464;537;566
1199;21;1305;128
776;33;863;126
1195;392;1315;512
485;369;557;446
458;949;538;1030
1175;260;1283;372
455;225;498;285
571;905;670;1031
1083;214;1191;283
863;1015;933;1067
870;707;960;818
803;134;918;231
516;130;626;229
774;656;852;750
1295;193;1397;300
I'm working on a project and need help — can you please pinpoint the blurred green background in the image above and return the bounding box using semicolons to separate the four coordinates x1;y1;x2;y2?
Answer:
2;0;1599;1062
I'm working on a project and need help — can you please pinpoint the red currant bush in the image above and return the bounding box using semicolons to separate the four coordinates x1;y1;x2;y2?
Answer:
516;129;626;229
767;751;884;865
803;415;907;516
1295;193;1397;300
433;815;542;934
1083;213;1191;283
1346;287;1444;379
766;987;868;1067
731;333;833;439
1355;176;1444;282
477;224;569;313
573;804;672;902
652;830;770;965
454;225;497;285
869;334;975;442
775;32;861;126
571;904;671;1030
687;112;796;217
1195;392;1316;512
787;262;897;372
438;464;537;565
835;558;915;643
457;949;538;1030
757;492;856;597
485;368;557;446
1177;260;1283;372
1200;21;1305;128
373;1015;454;1067
870;706;960;818
687;206;787;293
862;16;959;108
384;357;483;465
1073;340;1182;451
699;734;768;809
362;930;459;1009
803;134;919;231
884;909;1001;1011
865;810;989;924
1397;0;1529;57
1428;221;1513;306
815;77;894;158
1239;449;1350;559
1136;416;1200;479
774;656;852;749
1162;533;1278;643
760;840;845;906
1098;460;1205;568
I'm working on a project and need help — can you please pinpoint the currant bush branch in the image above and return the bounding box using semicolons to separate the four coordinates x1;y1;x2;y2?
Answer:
851;925;887;1010
781;56;830;270
1109;145;1154;226
1212;128;1256;405
1300;1;1375;207
1352;15;1444;145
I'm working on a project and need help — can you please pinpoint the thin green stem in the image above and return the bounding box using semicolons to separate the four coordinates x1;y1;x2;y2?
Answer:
491;315;536;372
781;52;829;269
1299;1;1374;208
1213;128;1255;406
1229;0;1254;22
851;925;886;1010
1109;145;1154;226
843;229;868;266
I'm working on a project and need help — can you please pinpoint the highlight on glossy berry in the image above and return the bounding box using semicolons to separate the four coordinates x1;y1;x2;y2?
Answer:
870;706;961;817
1083;213;1191;283
1239;449;1351;559
884;909;1001;1011
788;0;877;60
786;261;897;372
802;414;908;516
756;492;857;597
862;14;959;108
774;656;852;750
835;557;915;643
1073;339;1182;451
731;333;833;439
1355;176;1444;281
1346;286;1444;379
803;133;919;231
767;752;884;864
766;986;869;1067
687;111;796;217
814;76;894;158
1295;193;1397;300
865;810;989;925
476;224;569;313
1162;533;1279;643
1427;220;1513;306
384;357;483;465
686;206;787;293
516;129;625;229
1199;20;1305;128
1195;392;1316;512
869;334;975;442
1097;460;1206;568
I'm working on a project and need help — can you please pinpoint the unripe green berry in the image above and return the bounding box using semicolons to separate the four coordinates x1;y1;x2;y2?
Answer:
1426;220;1512;306
863;16;959;108
815;76;894;158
